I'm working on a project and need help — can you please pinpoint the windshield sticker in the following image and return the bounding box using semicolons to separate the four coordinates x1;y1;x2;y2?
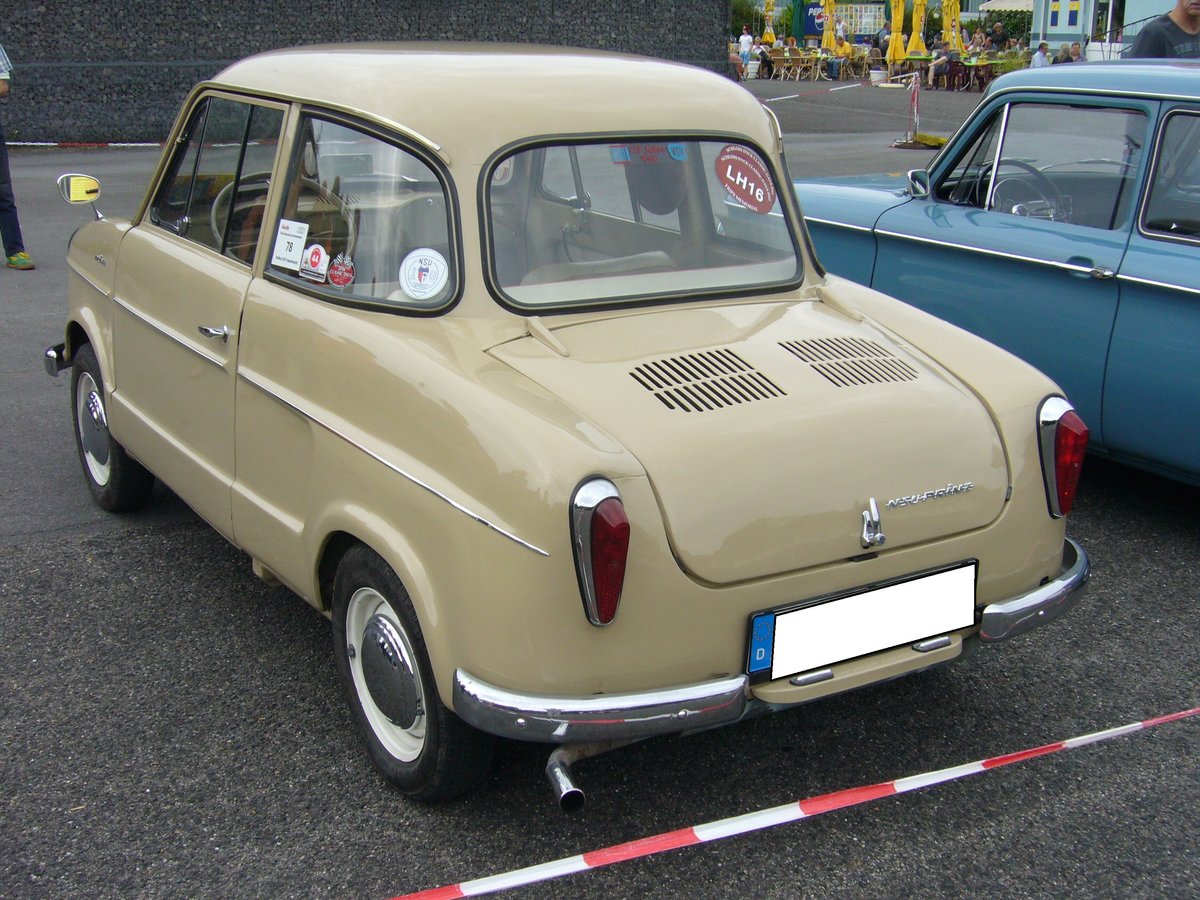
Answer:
492;157;514;187
299;243;330;283
610;143;683;165
327;252;356;288
270;219;310;271
399;248;449;300
716;145;776;214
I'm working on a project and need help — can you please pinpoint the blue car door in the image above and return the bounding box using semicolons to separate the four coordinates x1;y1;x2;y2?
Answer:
1104;106;1200;481
870;95;1156;445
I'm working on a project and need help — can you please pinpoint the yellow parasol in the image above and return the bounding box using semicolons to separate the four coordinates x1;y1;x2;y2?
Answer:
822;0;837;50
763;0;776;45
944;0;965;52
886;0;906;65
907;0;928;54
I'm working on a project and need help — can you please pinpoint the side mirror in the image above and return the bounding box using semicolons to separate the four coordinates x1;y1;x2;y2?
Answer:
57;173;102;204
57;173;104;219
906;169;931;199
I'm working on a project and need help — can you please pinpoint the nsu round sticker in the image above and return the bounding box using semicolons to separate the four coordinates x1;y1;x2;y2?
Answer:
399;248;449;300
715;145;776;214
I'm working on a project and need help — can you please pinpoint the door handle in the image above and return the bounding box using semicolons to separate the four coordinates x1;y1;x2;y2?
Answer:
198;325;231;343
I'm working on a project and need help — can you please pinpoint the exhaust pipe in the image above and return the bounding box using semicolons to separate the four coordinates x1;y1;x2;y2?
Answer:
546;747;586;813
545;739;640;813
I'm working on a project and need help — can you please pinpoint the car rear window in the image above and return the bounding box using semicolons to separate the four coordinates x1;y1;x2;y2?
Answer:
485;138;802;310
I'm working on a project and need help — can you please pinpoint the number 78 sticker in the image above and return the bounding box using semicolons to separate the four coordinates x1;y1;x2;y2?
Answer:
270;219;310;271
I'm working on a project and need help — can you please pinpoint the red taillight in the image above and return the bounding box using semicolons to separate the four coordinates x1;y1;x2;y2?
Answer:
571;479;631;626
1054;410;1089;516
589;498;630;625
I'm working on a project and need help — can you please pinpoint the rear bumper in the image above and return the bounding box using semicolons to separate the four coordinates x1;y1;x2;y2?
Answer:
980;538;1089;641
453;670;748;743
454;538;1088;743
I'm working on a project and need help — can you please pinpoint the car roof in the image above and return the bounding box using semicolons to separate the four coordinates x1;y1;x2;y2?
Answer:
988;59;1200;101
211;43;776;163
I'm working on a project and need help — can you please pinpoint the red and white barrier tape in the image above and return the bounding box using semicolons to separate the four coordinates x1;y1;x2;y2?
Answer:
9;141;161;148
389;706;1199;900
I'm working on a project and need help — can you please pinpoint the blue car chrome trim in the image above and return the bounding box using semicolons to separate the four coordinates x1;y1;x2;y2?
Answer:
873;228;1113;277
803;216;874;233
981;538;1088;641
452;669;749;742
238;370;551;557
1117;272;1200;298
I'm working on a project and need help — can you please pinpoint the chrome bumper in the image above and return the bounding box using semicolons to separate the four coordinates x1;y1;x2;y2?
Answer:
44;343;68;377
455;538;1087;743
453;669;748;743
980;538;1088;641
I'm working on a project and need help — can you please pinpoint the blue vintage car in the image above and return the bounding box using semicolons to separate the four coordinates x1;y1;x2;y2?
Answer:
796;61;1200;485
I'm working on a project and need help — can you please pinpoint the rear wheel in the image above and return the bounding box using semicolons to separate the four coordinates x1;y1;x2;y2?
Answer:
71;343;154;512
332;544;494;800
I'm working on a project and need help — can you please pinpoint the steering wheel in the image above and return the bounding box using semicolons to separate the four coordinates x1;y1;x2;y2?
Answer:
977;158;1065;220
293;177;358;258
210;174;357;258
210;173;271;245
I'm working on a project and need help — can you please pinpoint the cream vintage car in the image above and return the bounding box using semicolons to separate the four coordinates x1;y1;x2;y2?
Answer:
45;45;1089;809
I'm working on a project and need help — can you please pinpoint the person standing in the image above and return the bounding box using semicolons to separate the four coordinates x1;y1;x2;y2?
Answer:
738;25;754;68
1031;41;1051;67
0;43;31;267
1128;0;1200;57
0;42;34;270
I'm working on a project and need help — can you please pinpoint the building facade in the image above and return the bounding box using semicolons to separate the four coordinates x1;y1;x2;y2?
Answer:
0;0;728;142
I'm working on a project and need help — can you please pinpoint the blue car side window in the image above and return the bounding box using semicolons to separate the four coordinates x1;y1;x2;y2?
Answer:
937;102;1148;230
1142;110;1200;242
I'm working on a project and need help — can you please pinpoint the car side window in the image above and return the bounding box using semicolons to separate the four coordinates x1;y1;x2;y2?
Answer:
936;102;1147;230
149;97;283;263
266;116;456;311
1142;110;1200;242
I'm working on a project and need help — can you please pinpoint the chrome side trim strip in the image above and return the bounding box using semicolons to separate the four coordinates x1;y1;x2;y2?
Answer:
238;370;550;557
1117;271;1200;298
112;295;227;368
980;538;1089;641
453;669;748;742
874;229;1101;276
67;258;110;299
802;215;875;234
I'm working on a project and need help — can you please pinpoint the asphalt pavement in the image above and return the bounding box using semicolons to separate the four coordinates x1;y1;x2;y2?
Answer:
1;77;1197;899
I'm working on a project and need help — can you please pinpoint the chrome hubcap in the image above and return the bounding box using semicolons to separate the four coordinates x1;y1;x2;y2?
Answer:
346;586;427;761
76;371;111;485
361;614;421;729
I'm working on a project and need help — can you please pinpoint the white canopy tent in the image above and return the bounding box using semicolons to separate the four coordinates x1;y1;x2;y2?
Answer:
978;0;1033;10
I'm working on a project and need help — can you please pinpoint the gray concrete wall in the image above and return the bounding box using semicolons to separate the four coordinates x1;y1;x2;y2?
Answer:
0;1;730;142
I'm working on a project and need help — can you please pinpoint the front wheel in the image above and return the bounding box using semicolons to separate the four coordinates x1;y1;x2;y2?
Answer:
332;545;494;801
71;343;155;512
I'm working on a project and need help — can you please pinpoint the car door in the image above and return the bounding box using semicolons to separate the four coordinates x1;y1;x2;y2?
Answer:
870;96;1154;445
1104;105;1200;480
109;94;286;537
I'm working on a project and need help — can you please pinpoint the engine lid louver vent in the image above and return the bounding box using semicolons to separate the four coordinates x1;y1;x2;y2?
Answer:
780;338;919;387
630;349;785;413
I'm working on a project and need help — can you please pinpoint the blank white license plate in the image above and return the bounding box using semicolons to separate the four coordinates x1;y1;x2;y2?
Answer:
747;562;976;682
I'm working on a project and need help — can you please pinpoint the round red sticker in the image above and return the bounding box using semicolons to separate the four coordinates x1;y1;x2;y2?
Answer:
715;145;776;214
328;253;355;288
